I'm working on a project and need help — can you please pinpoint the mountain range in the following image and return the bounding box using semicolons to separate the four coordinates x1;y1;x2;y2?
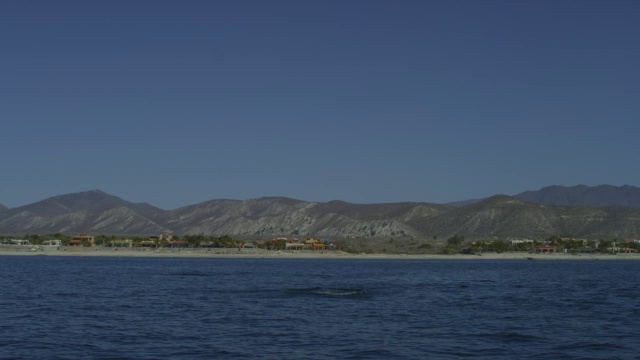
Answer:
1;185;639;239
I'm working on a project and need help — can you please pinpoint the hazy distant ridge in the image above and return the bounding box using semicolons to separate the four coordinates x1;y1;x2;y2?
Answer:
514;184;640;208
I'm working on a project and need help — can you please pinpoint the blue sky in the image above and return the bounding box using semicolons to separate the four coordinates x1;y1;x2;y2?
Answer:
1;0;639;209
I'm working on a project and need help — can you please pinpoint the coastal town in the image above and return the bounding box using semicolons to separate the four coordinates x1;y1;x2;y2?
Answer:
2;232;639;258
0;233;338;252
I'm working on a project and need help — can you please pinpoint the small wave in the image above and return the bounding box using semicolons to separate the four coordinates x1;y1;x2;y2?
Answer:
53;292;80;297
286;287;369;298
476;331;547;342
167;272;211;277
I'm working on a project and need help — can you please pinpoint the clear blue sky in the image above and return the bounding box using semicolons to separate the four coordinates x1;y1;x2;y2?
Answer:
1;0;639;210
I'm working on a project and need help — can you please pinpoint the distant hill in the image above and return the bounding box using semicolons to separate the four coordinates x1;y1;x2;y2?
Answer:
155;197;452;238
0;203;7;212
1;187;639;239
0;190;168;235
419;195;640;239
515;185;640;208
16;189;164;216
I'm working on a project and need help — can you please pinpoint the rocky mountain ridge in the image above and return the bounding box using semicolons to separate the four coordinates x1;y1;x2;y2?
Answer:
1;186;639;239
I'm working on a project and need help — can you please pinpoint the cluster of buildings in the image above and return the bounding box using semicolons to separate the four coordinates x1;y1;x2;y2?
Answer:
253;237;337;251
465;236;640;255
67;234;95;246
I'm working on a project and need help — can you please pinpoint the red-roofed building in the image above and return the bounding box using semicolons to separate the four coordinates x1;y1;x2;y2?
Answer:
70;234;95;247
531;245;556;253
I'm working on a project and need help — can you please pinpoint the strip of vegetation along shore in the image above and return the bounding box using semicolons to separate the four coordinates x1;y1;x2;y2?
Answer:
1;233;639;260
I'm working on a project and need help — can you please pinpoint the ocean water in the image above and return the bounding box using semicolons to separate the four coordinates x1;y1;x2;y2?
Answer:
1;256;639;359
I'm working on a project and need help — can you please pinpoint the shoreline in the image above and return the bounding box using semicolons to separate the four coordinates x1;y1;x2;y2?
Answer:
1;246;639;260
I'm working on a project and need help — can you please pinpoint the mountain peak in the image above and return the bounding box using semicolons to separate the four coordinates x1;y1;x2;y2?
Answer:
49;189;123;204
5;190;162;218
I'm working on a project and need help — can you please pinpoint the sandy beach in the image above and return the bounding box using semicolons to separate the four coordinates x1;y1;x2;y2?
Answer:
1;245;639;260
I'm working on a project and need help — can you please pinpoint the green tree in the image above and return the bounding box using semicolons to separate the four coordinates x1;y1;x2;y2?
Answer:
442;235;465;255
492;240;510;253
447;235;465;246
598;239;613;252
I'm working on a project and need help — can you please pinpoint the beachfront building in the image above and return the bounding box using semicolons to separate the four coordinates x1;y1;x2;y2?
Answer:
306;237;322;244
285;243;306;250
42;240;62;246
306;237;329;250
509;239;534;245
69;234;95;247
9;239;30;245
312;242;328;250
531;245;557;253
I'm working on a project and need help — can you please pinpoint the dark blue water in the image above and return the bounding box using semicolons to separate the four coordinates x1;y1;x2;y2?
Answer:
1;257;639;359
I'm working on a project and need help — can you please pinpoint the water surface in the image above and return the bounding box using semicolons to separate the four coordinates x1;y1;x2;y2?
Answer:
1;256;638;359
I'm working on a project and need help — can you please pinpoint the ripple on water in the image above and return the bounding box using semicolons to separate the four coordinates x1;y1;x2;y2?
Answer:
285;287;370;298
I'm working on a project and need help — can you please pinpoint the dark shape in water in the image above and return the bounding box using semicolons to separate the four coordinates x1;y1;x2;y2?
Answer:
286;287;369;298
